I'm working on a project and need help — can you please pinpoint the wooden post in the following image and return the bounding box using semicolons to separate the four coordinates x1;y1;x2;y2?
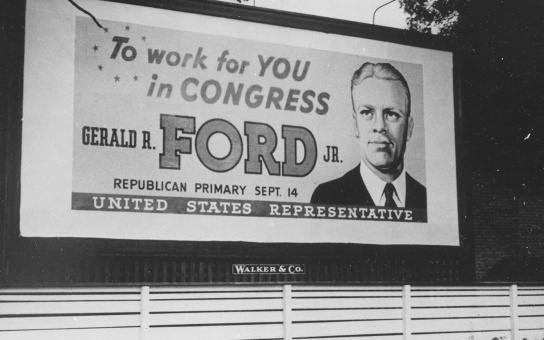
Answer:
510;284;519;340
283;284;293;340
403;285;411;340
140;286;150;340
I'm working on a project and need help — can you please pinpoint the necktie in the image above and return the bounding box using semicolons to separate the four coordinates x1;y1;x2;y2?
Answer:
384;183;397;208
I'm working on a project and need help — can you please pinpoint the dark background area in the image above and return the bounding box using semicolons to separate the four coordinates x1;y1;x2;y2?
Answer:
457;0;544;281
1;0;543;286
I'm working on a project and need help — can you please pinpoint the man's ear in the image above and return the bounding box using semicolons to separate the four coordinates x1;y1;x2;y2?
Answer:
407;116;414;142
352;112;360;138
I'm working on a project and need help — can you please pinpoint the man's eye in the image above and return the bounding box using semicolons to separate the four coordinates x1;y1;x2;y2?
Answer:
385;111;400;122
359;110;373;120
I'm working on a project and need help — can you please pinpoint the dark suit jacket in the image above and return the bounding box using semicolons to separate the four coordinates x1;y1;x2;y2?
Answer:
310;164;427;209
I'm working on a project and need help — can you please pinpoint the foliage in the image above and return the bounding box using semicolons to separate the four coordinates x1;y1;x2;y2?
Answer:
397;0;463;36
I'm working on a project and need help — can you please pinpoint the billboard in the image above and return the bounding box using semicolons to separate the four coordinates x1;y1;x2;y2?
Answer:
20;0;459;245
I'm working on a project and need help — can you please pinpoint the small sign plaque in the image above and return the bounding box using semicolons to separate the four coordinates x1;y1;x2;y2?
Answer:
232;264;306;274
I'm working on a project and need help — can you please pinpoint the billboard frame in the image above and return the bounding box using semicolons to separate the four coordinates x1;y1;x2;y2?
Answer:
0;0;472;286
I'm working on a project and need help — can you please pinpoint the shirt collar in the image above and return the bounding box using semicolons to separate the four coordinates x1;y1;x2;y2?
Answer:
359;162;407;207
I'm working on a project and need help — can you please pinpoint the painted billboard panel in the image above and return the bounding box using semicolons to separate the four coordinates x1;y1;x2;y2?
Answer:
20;0;459;245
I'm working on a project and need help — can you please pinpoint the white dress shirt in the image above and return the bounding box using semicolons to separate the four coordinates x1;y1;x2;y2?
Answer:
359;163;407;207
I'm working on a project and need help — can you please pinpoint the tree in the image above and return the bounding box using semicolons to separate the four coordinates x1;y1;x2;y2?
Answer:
398;0;463;36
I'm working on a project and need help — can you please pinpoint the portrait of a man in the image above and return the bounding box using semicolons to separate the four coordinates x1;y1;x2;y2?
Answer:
311;62;427;209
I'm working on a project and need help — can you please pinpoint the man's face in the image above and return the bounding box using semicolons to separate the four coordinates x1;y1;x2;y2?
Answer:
352;77;413;174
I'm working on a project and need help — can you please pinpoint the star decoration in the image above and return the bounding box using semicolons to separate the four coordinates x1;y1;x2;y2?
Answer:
133;75;139;81
98;65;103;71
103;27;109;33
114;75;120;82
125;25;130;31
141;36;147;42
93;45;99;52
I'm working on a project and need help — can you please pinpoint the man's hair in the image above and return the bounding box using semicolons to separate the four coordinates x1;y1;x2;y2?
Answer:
351;62;411;116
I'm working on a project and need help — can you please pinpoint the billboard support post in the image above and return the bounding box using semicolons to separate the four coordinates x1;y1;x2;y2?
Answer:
140;286;150;340
510;284;519;340
283;284;293;340
402;285;412;340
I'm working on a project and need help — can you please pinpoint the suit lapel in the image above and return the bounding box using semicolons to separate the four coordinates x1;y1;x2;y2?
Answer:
348;164;375;206
405;172;427;209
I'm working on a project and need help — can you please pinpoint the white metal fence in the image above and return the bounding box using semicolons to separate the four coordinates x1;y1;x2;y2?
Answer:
1;285;543;340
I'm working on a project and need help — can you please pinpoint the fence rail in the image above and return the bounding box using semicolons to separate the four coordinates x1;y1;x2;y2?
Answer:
0;285;543;340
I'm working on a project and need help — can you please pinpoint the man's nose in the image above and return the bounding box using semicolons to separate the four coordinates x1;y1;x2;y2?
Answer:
372;112;387;133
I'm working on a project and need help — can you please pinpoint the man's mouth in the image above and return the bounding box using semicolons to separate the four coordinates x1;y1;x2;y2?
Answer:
369;140;392;146
368;140;393;152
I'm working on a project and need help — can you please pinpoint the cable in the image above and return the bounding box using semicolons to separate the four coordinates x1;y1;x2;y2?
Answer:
373;0;395;25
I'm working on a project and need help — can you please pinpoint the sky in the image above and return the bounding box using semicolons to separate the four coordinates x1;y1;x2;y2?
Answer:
217;0;408;29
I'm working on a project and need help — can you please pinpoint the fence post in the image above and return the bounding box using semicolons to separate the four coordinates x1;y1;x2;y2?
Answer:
283;284;293;340
510;284;519;340
140;286;150;340
403;285;411;340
